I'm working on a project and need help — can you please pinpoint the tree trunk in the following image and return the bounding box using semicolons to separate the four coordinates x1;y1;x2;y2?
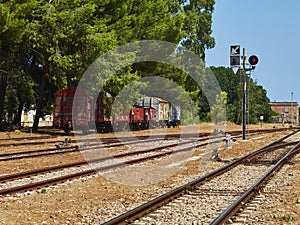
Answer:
12;100;23;128
32;60;48;132
0;76;7;131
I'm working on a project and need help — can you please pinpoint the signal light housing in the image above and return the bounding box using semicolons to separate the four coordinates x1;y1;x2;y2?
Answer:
230;55;240;66
248;55;259;65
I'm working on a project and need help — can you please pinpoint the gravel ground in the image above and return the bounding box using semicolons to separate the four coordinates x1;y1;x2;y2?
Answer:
230;154;300;225
132;164;270;225
0;123;298;225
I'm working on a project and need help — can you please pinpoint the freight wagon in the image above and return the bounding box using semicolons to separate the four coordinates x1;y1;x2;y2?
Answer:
53;86;180;134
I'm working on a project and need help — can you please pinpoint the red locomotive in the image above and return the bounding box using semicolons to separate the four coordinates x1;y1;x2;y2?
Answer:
53;86;180;134
129;106;156;130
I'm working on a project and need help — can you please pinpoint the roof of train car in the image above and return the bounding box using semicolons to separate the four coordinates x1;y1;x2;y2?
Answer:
151;97;168;103
54;86;88;97
138;96;168;103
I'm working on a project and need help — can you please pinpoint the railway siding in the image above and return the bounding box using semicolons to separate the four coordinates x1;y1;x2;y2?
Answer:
0;127;298;224
131;164;269;225
230;154;300;224
101;130;300;224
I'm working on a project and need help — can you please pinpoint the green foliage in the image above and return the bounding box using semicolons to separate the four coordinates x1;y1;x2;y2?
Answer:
248;82;273;123
26;0;117;88
209;91;227;123
0;0;31;48
0;0;276;129
0;1;34;128
180;0;216;59
209;66;274;124
4;70;36;122
0;0;217;129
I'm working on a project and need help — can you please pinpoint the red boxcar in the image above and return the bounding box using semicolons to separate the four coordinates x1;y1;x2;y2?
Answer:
54;86;120;133
53;87;179;134
53;86;91;134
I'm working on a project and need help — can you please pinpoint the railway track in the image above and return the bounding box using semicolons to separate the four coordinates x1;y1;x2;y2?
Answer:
0;130;231;196
0;133;206;161
0;127;298;225
101;129;300;225
0;127;293;161
211;141;300;225
0;135;52;142
0;127;291;147
0;128;296;197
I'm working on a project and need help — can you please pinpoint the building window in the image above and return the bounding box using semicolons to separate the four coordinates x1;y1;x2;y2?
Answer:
284;107;289;113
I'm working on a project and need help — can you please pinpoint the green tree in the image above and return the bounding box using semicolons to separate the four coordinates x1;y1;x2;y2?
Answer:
96;0;187;116
210;66;273;124
24;0;117;131
209;91;227;123
1;0;216;131
210;66;240;122
247;81;273;123
179;0;215;59
0;0;33;130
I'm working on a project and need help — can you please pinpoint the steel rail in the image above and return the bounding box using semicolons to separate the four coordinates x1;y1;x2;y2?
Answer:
101;130;299;225
0;129;227;161
0;138;221;196
210;141;300;225
3;125;271;196
0;138;194;162
0;129;297;198
0;126;293;148
0;135;52;142
0;140;192;182
0;130;256;183
39;126;295;148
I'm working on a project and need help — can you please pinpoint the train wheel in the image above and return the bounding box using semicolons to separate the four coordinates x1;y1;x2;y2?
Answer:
63;124;70;135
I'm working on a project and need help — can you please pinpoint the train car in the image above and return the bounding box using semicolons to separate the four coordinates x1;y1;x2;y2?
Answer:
54;87;115;134
152;97;169;127
94;96;112;133
134;97;165;128
129;106;156;130
53;86;91;134
54;86;180;134
167;104;181;128
134;97;181;128
110;108;129;131
110;106;156;131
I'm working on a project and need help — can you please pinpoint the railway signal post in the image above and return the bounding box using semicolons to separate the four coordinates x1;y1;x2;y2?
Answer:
230;45;259;140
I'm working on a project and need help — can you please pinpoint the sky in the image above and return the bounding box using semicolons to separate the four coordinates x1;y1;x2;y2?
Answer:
205;0;300;104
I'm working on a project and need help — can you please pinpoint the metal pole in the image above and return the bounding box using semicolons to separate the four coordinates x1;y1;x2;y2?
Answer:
247;70;251;136
242;48;247;140
291;92;294;125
